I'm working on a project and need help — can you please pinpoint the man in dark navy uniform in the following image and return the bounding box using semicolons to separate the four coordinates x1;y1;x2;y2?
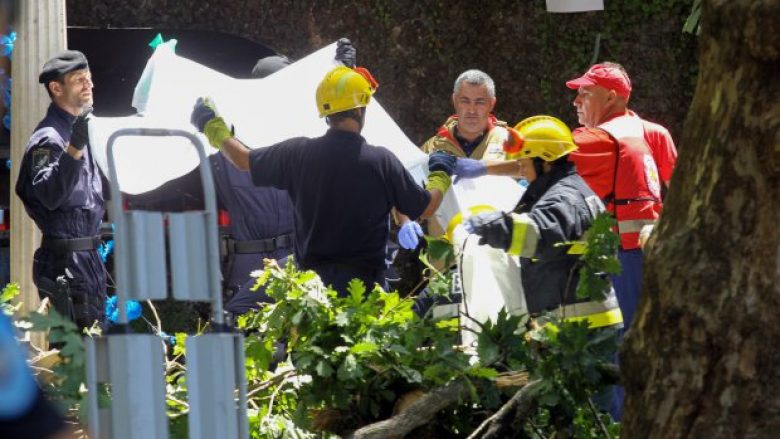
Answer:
190;65;457;296
128;40;359;314
15;50;107;330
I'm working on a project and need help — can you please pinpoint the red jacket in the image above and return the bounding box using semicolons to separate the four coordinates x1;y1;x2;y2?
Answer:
570;111;677;249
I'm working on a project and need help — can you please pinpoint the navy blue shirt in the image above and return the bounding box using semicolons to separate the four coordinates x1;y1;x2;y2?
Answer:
249;128;430;270
16;103;105;238
15;103;107;324
125;152;295;291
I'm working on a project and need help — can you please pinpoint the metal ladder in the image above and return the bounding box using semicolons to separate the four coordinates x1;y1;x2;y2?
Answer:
85;128;248;439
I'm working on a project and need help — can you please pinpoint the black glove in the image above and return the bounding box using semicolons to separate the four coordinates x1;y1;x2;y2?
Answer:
428;150;458;176
69;107;92;151
190;97;217;132
466;211;513;251
336;38;357;68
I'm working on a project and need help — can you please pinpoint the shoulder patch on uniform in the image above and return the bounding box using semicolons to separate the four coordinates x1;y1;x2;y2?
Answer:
31;148;51;174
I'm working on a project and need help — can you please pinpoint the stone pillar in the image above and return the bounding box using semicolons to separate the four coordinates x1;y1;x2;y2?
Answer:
10;1;67;322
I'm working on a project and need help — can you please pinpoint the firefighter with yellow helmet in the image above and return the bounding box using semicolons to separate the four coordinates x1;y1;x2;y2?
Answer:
189;65;458;295
464;115;624;419
465;115;622;328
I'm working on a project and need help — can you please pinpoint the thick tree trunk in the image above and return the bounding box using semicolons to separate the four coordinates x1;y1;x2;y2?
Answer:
621;1;780;438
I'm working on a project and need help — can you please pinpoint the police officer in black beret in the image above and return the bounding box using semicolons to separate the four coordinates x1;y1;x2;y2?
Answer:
15;50;107;330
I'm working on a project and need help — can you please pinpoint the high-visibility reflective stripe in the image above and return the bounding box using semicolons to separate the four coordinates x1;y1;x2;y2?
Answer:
618;218;656;234
559;296;620;317
564;308;623;328
445;204;496;243
507;213;538;257
567;241;588;255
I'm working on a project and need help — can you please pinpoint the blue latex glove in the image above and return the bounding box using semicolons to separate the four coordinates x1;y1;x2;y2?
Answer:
105;296;143;323
398;220;423;250
454;158;487;183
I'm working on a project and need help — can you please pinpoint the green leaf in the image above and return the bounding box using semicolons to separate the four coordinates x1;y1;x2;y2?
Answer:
424;236;454;263
477;332;500;365
467;367;499;379
335;311;350;327
435;318;460;331
539;389;560;407
1;283;20;304
337;354;360;381
394;365;422;383
350;342;378;355
382;292;401;315
347;279;366;302
315;360;334;377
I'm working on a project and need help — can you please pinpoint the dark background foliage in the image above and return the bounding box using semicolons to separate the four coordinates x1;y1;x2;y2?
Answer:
68;0;697;146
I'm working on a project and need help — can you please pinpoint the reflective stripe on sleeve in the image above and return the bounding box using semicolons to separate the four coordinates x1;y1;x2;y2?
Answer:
564;308;623;329
507;213;539;258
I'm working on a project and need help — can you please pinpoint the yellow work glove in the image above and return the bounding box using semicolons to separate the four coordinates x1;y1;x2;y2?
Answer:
425;170;452;194
190;97;232;149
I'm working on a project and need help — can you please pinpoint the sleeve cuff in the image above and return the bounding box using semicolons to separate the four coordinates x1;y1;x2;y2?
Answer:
507;213;539;257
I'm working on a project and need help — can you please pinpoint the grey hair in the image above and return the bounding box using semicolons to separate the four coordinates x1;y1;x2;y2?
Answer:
453;69;495;98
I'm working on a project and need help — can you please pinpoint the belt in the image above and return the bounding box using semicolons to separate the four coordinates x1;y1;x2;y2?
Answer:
227;233;293;254
41;236;101;253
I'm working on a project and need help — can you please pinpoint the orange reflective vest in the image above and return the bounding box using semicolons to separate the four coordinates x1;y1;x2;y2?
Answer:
597;114;663;250
421;115;509;160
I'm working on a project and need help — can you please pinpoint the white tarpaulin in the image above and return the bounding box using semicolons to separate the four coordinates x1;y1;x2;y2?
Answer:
546;0;604;13
445;177;527;347
87;38;529;337
89;41;428;194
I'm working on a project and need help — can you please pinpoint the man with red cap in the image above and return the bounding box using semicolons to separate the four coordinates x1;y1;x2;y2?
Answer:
564;62;677;334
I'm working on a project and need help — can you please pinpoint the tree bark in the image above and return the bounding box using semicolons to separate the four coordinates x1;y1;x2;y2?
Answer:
621;1;780;438
345;380;469;439
466;379;543;439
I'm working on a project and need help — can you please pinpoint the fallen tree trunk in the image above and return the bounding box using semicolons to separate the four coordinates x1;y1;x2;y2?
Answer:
345;379;470;439
466;379;544;439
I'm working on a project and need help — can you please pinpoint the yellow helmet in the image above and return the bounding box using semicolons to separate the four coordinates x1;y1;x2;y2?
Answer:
505;115;578;161
315;66;377;118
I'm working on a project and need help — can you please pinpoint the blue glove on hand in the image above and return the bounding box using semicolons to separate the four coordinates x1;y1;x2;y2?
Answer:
398;220;423;250
454;158;487;182
428;150;458;176
105;296;143;324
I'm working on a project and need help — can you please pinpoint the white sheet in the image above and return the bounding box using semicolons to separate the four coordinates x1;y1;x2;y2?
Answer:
89;41;428;194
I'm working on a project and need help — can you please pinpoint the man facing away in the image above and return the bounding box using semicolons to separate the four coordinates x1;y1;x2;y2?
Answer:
189;65;458;295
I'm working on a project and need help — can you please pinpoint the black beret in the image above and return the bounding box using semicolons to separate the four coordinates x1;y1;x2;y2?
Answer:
38;50;89;84
251;55;291;79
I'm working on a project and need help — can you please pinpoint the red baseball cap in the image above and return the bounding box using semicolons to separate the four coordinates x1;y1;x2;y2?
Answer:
566;64;632;99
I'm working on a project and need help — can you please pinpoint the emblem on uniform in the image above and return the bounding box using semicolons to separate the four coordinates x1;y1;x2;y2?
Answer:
31;148;51;174
643;154;661;198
